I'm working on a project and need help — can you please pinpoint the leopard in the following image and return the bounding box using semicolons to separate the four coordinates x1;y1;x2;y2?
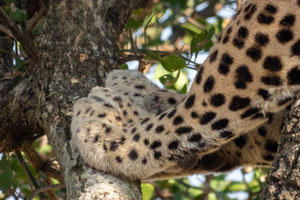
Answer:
71;0;300;181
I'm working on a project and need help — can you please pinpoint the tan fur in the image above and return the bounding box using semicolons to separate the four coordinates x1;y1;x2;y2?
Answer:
71;0;300;181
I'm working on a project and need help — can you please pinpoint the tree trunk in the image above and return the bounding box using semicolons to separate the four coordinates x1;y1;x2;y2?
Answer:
0;0;143;199
261;95;300;200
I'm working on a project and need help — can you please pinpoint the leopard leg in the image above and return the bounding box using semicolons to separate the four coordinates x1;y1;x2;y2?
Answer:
145;109;286;181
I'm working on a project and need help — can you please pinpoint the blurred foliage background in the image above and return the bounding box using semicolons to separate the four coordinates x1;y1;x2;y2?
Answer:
0;0;269;199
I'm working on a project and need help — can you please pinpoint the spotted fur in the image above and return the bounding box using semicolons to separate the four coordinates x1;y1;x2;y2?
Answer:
71;0;300;181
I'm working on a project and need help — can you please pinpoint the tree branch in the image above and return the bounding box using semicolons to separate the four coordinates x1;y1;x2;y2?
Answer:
21;141;63;182
0;7;37;59
37;0;144;199
29;183;65;200
261;95;300;199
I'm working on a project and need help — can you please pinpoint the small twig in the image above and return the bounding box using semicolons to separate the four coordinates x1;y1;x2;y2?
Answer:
241;169;257;200
45;177;59;200
128;29;135;52
254;169;264;188
202;175;214;199
14;189;25;199
187;66;197;70
121;49;201;65
15;150;39;190
29;183;65;200
184;14;206;30
151;182;174;199
118;54;143;64
143;63;152;74
0;25;16;40
21;141;63;182
0;7;37;59
177;179;204;190
143;12;155;45
236;0;243;10
26;0;43;31
15;40;18;57
7;188;18;199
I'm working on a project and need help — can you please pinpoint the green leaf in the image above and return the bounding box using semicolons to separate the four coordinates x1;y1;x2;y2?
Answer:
15;58;25;71
190;32;207;55
142;12;156;27
126;18;144;30
144;36;163;47
37;144;52;154
32;22;42;36
181;22;202;34
144;50;160;61
0;154;13;193
159;70;180;87
207;26;216;39
164;0;188;9
204;40;214;51
132;8;144;16
159;74;175;87
9;7;27;22
0;49;10;53
160;55;186;72
20;184;32;197
141;183;155;200
119;63;129;70
190;26;215;54
180;84;187;94
11;158;27;181
5;0;14;6
224;181;247;192
188;187;203;198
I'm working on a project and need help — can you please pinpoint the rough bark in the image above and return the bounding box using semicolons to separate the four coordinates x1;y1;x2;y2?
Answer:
261;96;300;200
0;0;144;199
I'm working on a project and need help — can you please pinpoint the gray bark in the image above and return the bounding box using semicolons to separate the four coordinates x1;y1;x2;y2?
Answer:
0;0;144;199
261;96;300;200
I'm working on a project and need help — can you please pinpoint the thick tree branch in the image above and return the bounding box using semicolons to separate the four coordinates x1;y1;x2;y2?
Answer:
261;95;300;199
35;0;145;198
0;77;44;153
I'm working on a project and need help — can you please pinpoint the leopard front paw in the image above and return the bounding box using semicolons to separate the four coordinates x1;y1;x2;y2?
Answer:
72;120;178;180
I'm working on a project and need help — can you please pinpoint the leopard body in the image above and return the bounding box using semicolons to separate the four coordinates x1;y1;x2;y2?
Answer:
71;0;300;181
